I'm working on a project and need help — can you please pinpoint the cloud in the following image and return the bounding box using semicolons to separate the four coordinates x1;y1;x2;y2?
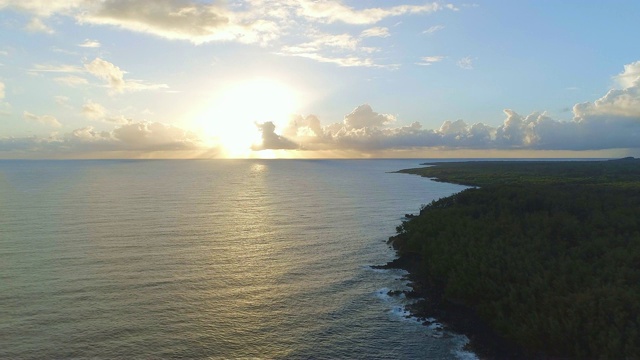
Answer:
81;0;231;44
343;104;395;129
78;39;101;48
361;27;389;38
457;56;474;70
29;64;85;73
1;0;280;45
23;111;62;127
252;121;298;150
81;100;130;124
84;57;125;91
82;100;106;119
0;0;458;70
284;114;326;139
54;95;72;108
25;17;54;33
78;0;283;45
108;121;202;150
30;58;167;92
0;82;9;116
84;57;168;93
423;24;444;34
0;0;85;17
278;30;387;67
3;0;455;67
0;120;207;156
277;51;384;68
295;1;454;25
416;55;445;66
614;60;640;89
573;64;640;120
250;61;640;154
54;75;89;86
7;57;640;157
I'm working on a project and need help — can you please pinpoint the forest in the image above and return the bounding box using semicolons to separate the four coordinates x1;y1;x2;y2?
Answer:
390;158;640;359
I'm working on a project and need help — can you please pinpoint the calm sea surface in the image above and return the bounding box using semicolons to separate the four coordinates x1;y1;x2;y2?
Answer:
0;159;472;359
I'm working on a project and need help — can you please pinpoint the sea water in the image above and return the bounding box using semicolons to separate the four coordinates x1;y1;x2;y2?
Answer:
0;159;473;359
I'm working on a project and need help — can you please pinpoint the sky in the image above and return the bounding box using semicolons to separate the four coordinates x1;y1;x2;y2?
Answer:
0;0;639;159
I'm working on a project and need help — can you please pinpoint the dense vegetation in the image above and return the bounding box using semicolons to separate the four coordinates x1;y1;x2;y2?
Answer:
392;158;640;359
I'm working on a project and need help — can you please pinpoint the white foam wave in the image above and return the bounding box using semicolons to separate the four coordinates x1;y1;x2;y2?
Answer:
375;287;392;301
365;265;390;273
451;335;479;360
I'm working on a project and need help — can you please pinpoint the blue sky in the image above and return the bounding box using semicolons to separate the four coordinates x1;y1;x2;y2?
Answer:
0;0;639;158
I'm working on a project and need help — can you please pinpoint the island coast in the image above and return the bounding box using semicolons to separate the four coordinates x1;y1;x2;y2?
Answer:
382;158;640;359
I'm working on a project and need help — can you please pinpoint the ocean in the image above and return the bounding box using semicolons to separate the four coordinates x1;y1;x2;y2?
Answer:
0;159;472;359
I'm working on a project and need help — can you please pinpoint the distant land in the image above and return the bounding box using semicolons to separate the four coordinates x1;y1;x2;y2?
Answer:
384;158;640;359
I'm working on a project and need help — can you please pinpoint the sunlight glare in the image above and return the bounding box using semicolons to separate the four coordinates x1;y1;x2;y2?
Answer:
195;78;298;158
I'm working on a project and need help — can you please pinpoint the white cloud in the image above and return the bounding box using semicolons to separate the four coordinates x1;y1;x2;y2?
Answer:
279;29;396;67
81;0;230;43
574;64;640;119
29;64;85;73
361;27;389;38
457;56;474;70
54;95;72;108
423;24;444;34
57;122;202;151
79;39;101;48
104;115;131;125
84;57;125;91
284;31;361;52
23;111;62;127
0;120;208;156
0;82;9;116
343;104;395;129
574;87;640;119
0;0;85;17
54;75;89;86
108;121;202;150
247;61;640;153
80;100;130;124
284;114;326;139
1;0;456;31
7;58;640;157
84;57;168;93
82;100;106;119
2;0;455;67
30;58;167;92
614;60;640;89
416;55;445;66
277;51;384;68
78;0;284;46
295;1;454;25
25;17;54;33
2;0;457;68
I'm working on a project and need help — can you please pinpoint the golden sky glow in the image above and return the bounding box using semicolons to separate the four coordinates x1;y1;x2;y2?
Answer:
0;1;639;159
193;78;299;157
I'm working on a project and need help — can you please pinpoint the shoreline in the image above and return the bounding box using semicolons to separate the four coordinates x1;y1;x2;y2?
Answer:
374;238;528;360
381;158;640;359
377;164;524;359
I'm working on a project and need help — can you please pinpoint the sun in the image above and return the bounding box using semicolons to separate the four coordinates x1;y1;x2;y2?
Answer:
194;78;298;157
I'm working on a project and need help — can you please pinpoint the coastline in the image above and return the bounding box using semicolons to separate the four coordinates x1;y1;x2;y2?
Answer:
377;163;524;359
375;236;527;360
379;158;640;359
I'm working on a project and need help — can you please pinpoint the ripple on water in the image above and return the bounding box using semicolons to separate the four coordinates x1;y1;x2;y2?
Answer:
0;159;471;359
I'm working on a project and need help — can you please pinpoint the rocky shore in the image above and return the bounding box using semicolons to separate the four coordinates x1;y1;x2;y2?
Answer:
374;237;528;360
377;159;640;359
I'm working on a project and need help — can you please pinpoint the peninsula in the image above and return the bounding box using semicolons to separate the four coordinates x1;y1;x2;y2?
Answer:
387;158;640;359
